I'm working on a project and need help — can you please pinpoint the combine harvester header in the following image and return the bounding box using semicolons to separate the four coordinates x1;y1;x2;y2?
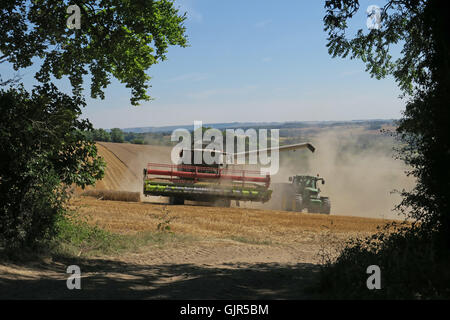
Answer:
144;163;271;206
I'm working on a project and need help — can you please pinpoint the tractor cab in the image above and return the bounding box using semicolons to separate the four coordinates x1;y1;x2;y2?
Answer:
289;175;324;194
284;174;330;214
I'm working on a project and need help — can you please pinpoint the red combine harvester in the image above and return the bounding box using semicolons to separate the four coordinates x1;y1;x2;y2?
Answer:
143;142;315;207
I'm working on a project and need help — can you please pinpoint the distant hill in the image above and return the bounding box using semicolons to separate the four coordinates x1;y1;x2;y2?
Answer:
120;119;396;133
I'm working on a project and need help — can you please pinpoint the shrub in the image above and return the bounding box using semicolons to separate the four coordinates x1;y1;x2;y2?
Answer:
0;84;105;251
318;224;450;299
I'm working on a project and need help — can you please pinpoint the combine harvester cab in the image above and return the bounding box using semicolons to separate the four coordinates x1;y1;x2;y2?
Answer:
143;163;272;207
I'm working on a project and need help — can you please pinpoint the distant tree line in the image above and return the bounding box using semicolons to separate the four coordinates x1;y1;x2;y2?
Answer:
84;128;171;146
86;120;391;149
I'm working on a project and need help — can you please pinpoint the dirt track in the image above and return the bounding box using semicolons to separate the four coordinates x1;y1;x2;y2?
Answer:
0;239;322;299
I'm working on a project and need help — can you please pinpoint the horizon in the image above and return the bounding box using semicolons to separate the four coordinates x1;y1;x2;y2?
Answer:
112;118;398;131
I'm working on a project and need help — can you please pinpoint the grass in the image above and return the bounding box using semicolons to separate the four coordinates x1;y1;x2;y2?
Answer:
52;211;193;258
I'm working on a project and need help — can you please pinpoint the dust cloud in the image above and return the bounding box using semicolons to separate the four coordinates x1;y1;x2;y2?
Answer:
123;144;172;203
97;142;172;202
270;128;416;219
100;128;416;219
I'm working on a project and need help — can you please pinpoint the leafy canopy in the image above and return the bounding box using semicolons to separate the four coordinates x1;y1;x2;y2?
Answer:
0;1;188;250
0;0;188;105
0;84;106;248
324;0;450;245
320;0;450;298
324;0;428;94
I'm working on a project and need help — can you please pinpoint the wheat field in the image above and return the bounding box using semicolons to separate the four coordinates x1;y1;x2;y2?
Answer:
71;196;395;245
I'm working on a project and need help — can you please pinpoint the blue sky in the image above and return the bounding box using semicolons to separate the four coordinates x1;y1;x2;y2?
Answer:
2;0;404;129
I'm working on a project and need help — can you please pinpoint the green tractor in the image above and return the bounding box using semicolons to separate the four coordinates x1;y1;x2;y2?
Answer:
274;175;331;214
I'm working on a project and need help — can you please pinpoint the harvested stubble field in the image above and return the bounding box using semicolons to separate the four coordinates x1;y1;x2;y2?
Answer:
77;143;394;247
71;196;389;245
0;142;402;299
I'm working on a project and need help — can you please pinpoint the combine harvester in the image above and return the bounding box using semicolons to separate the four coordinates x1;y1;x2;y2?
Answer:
142;142;316;207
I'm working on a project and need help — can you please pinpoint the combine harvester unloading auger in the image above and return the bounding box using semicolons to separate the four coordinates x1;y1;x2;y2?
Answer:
143;142;316;207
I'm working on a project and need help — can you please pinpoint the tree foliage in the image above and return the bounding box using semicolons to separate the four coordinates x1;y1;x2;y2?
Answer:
0;1;187;250
0;0;188;105
110;127;125;143
320;0;450;298
0;84;105;249
93;128;112;142
324;0;450;247
324;0;429;93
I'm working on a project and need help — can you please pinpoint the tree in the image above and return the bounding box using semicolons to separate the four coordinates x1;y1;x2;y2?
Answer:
0;84;105;249
0;0;188;249
110;128;124;143
0;0;187;105
92;128;111;142
323;0;450;246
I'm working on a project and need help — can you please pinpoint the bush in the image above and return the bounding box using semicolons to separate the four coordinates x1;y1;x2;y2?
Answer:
0;84;105;251
131;138;145;145
318;224;450;299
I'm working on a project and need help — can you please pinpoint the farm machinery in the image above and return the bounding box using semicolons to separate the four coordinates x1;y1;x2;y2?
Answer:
274;175;331;214
143;163;271;207
142;142;316;207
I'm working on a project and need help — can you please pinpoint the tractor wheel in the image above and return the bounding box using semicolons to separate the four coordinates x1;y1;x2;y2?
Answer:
295;194;303;212
321;198;331;214
169;196;184;205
